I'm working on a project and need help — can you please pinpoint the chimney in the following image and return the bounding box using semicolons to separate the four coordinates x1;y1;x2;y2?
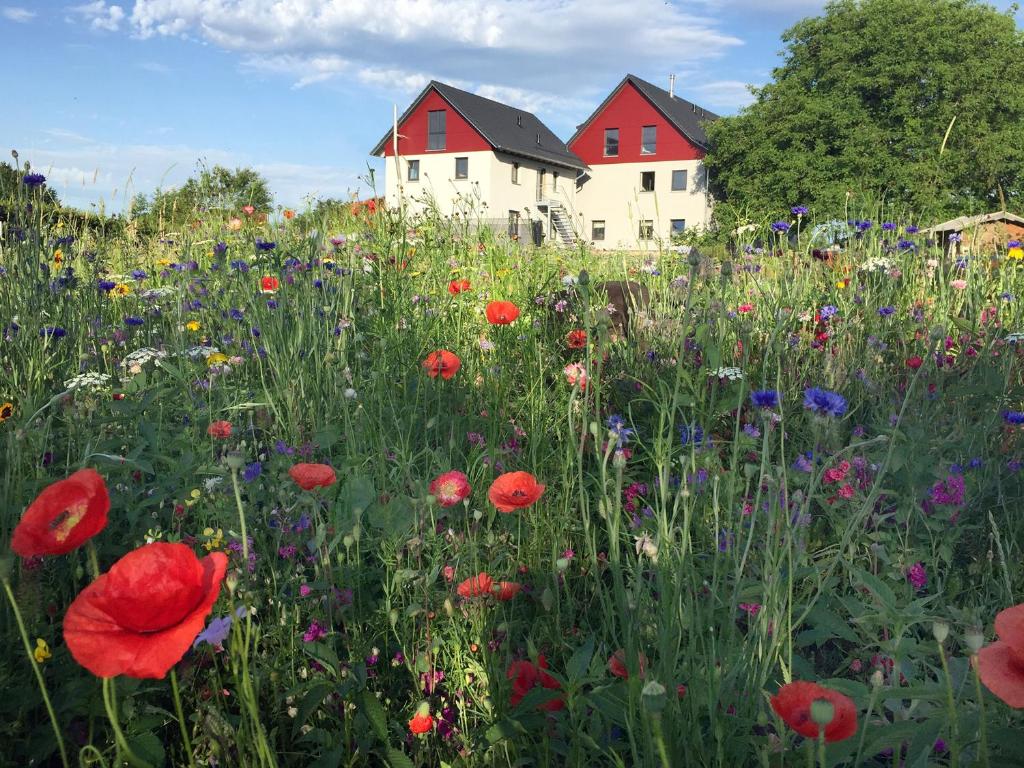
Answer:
668;73;676;98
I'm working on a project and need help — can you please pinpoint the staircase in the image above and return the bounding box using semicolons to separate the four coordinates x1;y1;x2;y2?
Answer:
548;204;576;247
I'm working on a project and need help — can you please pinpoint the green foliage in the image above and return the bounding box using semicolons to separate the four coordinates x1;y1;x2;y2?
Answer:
705;0;1024;219
142;163;272;227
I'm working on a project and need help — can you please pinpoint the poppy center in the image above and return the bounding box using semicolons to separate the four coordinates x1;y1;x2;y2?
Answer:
50;502;87;543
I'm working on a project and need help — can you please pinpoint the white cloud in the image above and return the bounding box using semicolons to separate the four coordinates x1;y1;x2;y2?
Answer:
72;1;126;31
19;132;367;212
689;79;762;112
1;6;35;22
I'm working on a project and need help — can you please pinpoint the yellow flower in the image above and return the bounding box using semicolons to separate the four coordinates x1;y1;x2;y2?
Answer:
836;280;847;289
206;352;228;366
112;283;132;296
186;320;201;332
0;402;12;422
157;258;172;266
53;249;63;265
33;638;51;664
190;489;201;499
1008;247;1023;260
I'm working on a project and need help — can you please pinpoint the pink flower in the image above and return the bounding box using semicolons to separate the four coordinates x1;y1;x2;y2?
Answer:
950;279;968;290
563;362;588;389
907;562;928;591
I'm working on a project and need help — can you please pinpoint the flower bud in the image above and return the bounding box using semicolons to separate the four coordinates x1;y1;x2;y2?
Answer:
577;269;590;287
964;625;985;654
870;669;884;688
641;679;667;712
932;619;950;644
224;451;245;471
687;248;702;267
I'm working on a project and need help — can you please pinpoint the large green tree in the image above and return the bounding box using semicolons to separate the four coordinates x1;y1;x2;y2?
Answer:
705;0;1024;218
147;164;272;224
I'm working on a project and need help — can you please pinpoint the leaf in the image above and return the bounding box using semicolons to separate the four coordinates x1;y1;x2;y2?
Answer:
805;605;860;644
292;682;333;737
905;715;946;768
385;748;415;768
128;731;166;767
852;567;897;611
566;636;595;683
307;746;346;768
486;719;526;745
360;690;389;742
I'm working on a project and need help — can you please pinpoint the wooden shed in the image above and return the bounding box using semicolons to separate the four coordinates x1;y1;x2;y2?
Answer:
923;211;1024;254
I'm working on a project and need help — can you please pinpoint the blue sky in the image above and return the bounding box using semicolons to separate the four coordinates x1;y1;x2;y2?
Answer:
3;0;1019;212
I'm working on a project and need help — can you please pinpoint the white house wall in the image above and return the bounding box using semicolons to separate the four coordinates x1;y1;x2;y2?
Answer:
383;150;495;218
576;159;711;250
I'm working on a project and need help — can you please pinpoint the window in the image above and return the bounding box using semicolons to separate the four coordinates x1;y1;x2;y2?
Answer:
427;109;446;151
671;169;688;191
454;157;468;179
604;128;619;157
592;220;606;241
508;210;521;238
641;125;657;154
553;172;559;192
671;219;686;235
638;220;654;239
640;171;655;192
512;162;519;184
407;159;420;182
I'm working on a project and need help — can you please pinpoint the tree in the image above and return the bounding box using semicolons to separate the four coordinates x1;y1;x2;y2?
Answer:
148;164;272;224
0;161;61;207
704;0;1024;219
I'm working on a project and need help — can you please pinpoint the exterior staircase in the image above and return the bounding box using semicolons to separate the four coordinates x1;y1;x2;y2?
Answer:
548;203;576;247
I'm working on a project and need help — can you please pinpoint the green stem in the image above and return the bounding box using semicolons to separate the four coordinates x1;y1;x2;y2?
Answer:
972;655;991;768
817;729;827;768
101;677;153;768
87;540;101;580
169;669;197;768
938;641;960;768
230;468;250;565
2;577;69;768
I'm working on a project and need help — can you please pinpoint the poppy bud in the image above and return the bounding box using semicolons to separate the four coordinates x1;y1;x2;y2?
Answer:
342;534;354;549
720;259;733;277
932;620;950;644
351;524;361;543
540;587;554;612
641;680;667;713
964;626;985;654
870;669;884;688
687;250;701;267
443;598;454;617
578;269;589;286
224;451;245;471
389;608;399;627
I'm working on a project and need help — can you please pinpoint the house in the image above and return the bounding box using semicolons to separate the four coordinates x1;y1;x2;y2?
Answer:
568;74;717;250
922;211;1024;254
370;75;718;250
370;81;588;245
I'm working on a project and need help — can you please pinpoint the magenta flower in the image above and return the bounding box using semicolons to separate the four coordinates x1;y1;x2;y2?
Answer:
906;562;928;591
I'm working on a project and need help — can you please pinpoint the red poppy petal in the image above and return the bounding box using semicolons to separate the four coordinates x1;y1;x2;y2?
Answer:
11;469;110;557
994;604;1024;651
978;640;1024;708
65;549;227;679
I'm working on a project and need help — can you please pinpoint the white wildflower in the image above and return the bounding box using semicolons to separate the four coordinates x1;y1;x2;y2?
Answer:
64;372;113;391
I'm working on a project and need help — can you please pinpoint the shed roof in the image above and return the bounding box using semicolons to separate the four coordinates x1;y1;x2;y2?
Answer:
923;210;1024;233
371;81;587;171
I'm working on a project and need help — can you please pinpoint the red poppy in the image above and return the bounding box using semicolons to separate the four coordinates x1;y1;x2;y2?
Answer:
608;648;647;680
906;355;923;370
429;470;471;507
207;420;232;439
289;463;337;491
507;654;564;711
63;542;228;679
566;329;587;349
242;205;255;216
423;350;461;380
408;712;433;734
11;469;110;557
448;278;471;295
488;471;545;513
261;275;279;294
457;572;493;599
978;602;1024;708
283;209;295;220
485;301;520;325
493;581;522;601
770;681;858;743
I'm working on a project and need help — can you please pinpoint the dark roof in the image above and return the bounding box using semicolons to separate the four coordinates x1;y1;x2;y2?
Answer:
568;74;719;151
370;81;588;171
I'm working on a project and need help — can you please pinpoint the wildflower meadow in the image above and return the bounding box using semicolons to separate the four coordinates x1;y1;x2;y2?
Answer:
2;172;1024;767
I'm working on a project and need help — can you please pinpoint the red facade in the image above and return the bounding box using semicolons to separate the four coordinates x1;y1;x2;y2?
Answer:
569;82;704;165
381;89;491;156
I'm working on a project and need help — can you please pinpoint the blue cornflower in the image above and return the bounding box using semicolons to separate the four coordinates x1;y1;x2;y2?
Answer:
750;389;779;409
606;414;635;448
193;606;247;649
23;173;46;188
230;259;250;273
743;423;760;438
881;222;896;231
770;221;791;233
1002;410;1024;425
243;461;262;482
969;457;983;469
793;453;814;472
803;387;847;418
791;206;808;216
878;306;895;317
680;423;706;447
124;316;145;326
905;225;920;234
256;239;276;251
213;242;228;257
897;239;915;250
266;299;278;310
819;305;839;321
1009;240;1021;249
130;269;147;280
40;326;66;338
856;220;873;232
229;308;245;321
98;280;116;292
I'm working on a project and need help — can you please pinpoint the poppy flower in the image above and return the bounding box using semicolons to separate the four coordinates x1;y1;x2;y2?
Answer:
0;401;13;422
566;329;587;349
260;275;279;294
11;469;110;557
906;355;923;370
608;648;647;680
242;205;255;216
448;278;471;295
457;572;493;599
207;420;232;439
977;602;1024;708
289;463;337;491
429;470;471;507
408;712;434;734
488;471;545;513
283;209;295;220
63;542;228;679
563;362;588;389
770;681;858;743
423;350;461;380
493;581;522;601
486;301;520;325
507;654;564;711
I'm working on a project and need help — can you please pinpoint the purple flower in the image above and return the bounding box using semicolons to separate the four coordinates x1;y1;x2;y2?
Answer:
791;206;808;216
303;620;327;643
803;387;847;418
243;461;262;482
1002;411;1024;425
124;316;145;326
819;305;839;321
750;389;779;409
770;221;791;233
905;225;920;234
23;173;46;188
213;242;228;257
906;562;927;591
881;222;896;231
40;326;66;338
930;474;965;506
877;306;895;317
256;239;277;251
